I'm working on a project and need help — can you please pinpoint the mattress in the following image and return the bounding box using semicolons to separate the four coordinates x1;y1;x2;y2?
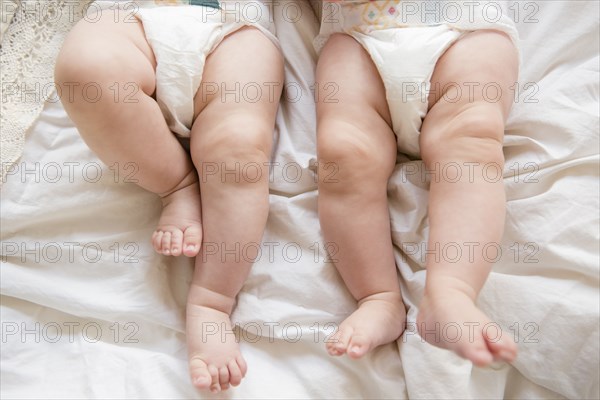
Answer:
1;1;599;398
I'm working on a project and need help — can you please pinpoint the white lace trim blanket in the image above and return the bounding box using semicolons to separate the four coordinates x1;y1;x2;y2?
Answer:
0;0;92;184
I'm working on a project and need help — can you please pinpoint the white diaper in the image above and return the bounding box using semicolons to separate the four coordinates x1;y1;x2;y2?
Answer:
315;1;520;158
135;1;279;137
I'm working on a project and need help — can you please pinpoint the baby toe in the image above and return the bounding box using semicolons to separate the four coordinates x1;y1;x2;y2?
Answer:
461;336;494;367
347;333;371;359
183;226;202;257
152;231;164;253
325;331;341;355
328;327;353;356
335;327;353;351
189;358;211;390
208;365;220;393
236;355;248;377
161;231;172;255
471;350;494;367
228;359;243;386
219;366;230;391
487;332;517;362
169;229;184;256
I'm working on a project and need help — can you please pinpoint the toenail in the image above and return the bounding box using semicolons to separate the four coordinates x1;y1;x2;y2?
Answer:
194;376;209;385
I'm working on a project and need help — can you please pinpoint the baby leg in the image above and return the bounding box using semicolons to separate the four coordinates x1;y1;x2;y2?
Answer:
55;13;201;257
317;34;406;359
417;30;519;366
185;27;284;392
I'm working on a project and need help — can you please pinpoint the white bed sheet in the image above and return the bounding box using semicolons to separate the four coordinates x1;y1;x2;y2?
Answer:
1;1;599;399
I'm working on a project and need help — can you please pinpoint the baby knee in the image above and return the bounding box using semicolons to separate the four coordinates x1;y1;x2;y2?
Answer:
193;124;271;167
421;107;505;166
318;127;394;185
193;133;271;186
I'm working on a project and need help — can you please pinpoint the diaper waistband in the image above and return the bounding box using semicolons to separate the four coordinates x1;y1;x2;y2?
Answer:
189;0;220;8
152;0;220;8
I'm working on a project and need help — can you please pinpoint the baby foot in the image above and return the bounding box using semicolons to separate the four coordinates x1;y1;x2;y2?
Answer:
417;288;517;367
152;171;202;257
187;285;247;392
326;292;406;359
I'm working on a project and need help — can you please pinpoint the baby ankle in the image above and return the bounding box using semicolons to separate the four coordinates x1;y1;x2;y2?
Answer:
187;284;236;315
159;169;199;199
357;291;403;307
